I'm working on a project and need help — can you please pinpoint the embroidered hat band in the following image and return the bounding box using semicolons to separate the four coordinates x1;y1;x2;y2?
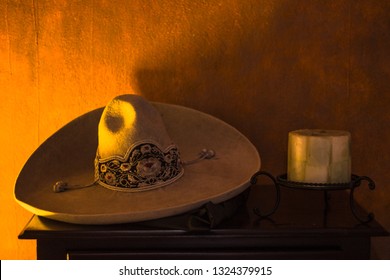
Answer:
95;141;183;192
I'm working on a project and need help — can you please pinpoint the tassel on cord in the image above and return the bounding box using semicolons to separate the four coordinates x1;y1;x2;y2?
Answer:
182;148;216;165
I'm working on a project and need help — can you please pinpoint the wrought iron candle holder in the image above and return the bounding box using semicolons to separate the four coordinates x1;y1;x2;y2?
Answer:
250;171;376;223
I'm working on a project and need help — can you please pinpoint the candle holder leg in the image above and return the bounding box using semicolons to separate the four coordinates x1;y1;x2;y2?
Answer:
323;191;331;211
250;171;280;218
349;175;376;223
322;191;331;227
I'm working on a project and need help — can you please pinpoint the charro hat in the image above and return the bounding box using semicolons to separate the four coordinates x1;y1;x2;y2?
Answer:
14;94;260;224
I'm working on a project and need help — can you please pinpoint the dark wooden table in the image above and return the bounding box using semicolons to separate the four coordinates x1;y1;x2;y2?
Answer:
19;184;388;260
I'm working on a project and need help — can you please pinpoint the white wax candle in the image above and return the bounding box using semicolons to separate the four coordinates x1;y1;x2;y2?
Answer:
287;129;351;184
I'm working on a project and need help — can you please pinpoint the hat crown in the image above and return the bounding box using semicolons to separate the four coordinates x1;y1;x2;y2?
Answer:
95;95;183;191
98;94;173;159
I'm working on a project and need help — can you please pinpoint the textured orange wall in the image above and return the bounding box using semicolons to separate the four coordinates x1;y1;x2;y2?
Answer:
1;0;389;259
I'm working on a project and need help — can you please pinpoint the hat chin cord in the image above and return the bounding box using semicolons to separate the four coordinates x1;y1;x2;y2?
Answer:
52;180;98;193
182;149;216;165
52;148;216;193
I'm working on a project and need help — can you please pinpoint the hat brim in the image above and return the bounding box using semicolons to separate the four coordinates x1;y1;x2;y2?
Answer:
15;102;260;224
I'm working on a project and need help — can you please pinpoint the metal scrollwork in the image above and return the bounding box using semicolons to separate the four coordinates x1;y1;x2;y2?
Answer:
250;171;280;218
349;175;376;223
250;171;376;224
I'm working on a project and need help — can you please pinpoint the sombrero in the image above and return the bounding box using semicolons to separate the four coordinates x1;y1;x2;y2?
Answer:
14;94;260;225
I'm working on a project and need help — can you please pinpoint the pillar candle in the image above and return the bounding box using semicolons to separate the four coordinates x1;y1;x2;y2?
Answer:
287;129;351;184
